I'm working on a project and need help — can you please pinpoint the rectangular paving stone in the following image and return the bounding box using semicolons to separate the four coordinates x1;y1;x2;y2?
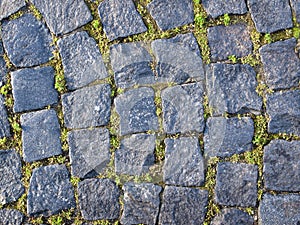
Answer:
0;209;24;225
0;95;11;139
0;0;26;21
211;208;254;225
202;0;247;18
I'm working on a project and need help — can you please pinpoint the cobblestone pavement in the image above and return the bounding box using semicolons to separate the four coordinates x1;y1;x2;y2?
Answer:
0;0;299;224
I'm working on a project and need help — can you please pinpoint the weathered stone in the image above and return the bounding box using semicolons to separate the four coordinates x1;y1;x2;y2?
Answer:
0;0;26;21
0;57;7;87
215;162;258;207
21;109;62;163
1;14;53;67
78;179;120;220
115;134;155;176
259;38;300;90
62;84;111;129
0;95;11;139
0;41;3;55
291;0;300;23
202;0;247;18
204;117;254;158
163;137;205;186
121;183;161;225
159;186;208;225
0;209;24;225
211;208;254;225
206;63;262;115
98;0;147;41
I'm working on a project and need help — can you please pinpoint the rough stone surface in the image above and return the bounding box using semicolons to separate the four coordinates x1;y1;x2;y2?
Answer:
68;128;110;178
1;14;53;67
121;183;161;225
62;84;111;129
159;186;208;225
204;117;254;158
206;63;262;115
21;109;62;163
78;179;120;220
259;38;300;90
202;0;247;18
0;0;26;21
291;0;300;23
0;209;24;225
0;57;7;87
0;95;11;139
211;208;254;225
98;0;147;41
115;134;155;176
0;41;3;55
215;162;258;207
208;24;253;61
163;137;205;186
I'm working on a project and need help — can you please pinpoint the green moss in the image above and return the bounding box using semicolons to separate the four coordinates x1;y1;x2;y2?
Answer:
222;14;231;26
28;4;43;20
228;55;237;63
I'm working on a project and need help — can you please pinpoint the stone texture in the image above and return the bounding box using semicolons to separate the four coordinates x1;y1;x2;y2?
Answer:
291;0;300;23
259;38;300;90
121;183;161;225
1;14;53;67
115;87;158;136
58;31;108;90
115;134;155;176
0;209;24;225
68;128;110;178
215;162;258;207
208;24;253;61
202;0;247;18
98;0;147;41
204;117;254;158
31;0;92;35
206;63;262;115
21;109;62;163
78;179;120;220
147;0;194;31
0;58;7;87
0;0;26;21
211;208;254;225
159;186;208;225
163;137;205;186
0;95;11;139
62;84;111;129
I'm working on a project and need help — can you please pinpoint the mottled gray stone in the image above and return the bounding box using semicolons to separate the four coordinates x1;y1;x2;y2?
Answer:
78;179;120;220
98;0;147;41
21;109;62;163
266;90;300;136
147;0;194;31
31;0;92;35
115;87;158;136
204;117;254;158
247;0;293;33
62;84;111;129
11;67;58;113
58;31;108;90
159;186;208;225
291;0;300;23
0;0;26;21
0;149;24;205
164;137;205;186
202;0;247;18
0;57;7;87
0;41;3;55
215;162;258;207
211;208;254;225
161;83;204;134
208;24;253;61
0;209;24;225
115;134;155;176
259;38;300;90
259;194;300;225
206;63;262;115
121;183;161;225
1;14;53;67
0;95;11;139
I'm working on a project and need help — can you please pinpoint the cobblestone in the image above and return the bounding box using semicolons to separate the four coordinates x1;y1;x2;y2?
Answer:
0;0;26;21
211;208;254;225
0;95;11;139
202;0;248;18
0;209;24;225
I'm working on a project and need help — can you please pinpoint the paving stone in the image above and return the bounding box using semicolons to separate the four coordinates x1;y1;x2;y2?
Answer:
0;0;26;21
121;183;161;225
161;82;204;134
115;134;155;176
0;149;24;205
110;42;155;88
0;95;11;139
208;24;253;61
27;164;76;217
159;186;208;225
291;0;300;23
0;41;3;55
266;90;300;136
202;0;247;18
163;137;205;186
258;194;300;225
0;209;24;225
215;162;258;207
115;87;158;136
78;178;120;220
31;0;92;35
211;208;254;225
98;0;147;41
68;128;110;178
263;140;300;192
62;84;111;129
58;31;108;90
247;0;293;33
0;57;7;87
11;67;58;113
206;63;262;115
21;109;62;163
151;33;205;84
1;14;53;67
204;117;254;158
259;38;300;90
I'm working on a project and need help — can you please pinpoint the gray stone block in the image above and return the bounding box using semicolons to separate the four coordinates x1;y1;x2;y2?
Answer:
0;209;24;225
0;41;3;55
291;0;300;23
0;95;11;139
0;0;26;21
211;208;254;225
0;57;7;87
202;0;247;18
